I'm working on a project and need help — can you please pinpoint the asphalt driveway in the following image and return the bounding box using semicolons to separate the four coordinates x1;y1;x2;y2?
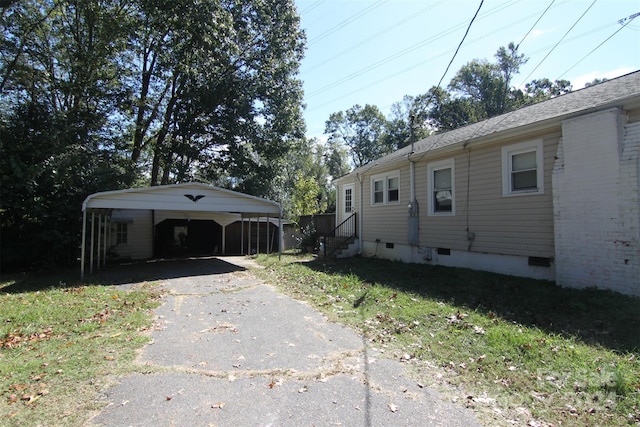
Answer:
87;257;481;426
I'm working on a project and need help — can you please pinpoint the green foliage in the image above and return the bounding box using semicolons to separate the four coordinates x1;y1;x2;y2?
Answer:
1;0;306;271
325;104;391;167
291;175;325;219
422;43;573;131
385;95;431;150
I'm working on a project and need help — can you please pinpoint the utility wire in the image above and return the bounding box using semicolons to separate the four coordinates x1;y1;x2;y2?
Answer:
299;0;326;15
435;0;484;89
515;0;555;49
305;0;513;100
307;0;387;47
519;0;597;86
306;3;551;112
556;13;637;81
303;0;447;74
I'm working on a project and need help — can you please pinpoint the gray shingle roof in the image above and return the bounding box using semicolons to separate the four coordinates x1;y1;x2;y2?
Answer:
345;70;640;177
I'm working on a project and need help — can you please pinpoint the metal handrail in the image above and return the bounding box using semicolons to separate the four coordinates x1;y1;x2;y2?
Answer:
322;213;357;257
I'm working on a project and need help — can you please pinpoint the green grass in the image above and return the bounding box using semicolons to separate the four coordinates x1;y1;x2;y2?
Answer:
254;254;640;426
0;272;161;426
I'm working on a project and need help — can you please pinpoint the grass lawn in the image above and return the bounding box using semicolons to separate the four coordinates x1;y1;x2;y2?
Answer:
0;270;161;426
254;254;640;427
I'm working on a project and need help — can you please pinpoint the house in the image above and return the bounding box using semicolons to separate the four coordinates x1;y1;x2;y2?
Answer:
80;182;284;278
333;71;640;297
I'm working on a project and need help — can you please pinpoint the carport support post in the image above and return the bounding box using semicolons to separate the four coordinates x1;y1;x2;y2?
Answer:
221;225;226;254
96;214;102;269
278;215;282;260
90;212;95;274
266;216;270;255
241;218;244;255
81;209;87;279
104;216;109;267
257;217;260;254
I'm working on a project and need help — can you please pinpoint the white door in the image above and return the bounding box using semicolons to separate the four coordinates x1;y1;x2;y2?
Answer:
339;184;355;234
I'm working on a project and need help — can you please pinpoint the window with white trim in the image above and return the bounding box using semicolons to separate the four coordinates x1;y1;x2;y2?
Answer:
344;186;353;213
370;171;400;205
428;159;455;215
115;223;128;244
501;140;544;196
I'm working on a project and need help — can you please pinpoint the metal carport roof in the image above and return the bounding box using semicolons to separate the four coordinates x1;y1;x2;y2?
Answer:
81;182;282;278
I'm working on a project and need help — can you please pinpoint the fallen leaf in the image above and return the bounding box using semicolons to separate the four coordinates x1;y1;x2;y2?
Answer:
212;402;225;409
166;396;172;401
388;402;398;412
298;385;308;393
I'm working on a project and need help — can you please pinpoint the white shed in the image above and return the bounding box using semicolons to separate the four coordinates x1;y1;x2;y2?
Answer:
81;182;282;278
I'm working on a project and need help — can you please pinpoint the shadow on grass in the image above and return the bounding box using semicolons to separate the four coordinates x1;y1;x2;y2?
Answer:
0;256;245;293
306;257;640;355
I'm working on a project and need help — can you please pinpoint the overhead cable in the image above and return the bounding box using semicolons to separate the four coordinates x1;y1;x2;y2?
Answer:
556;13;637;80
518;0;598;86
435;0;484;89
515;0;556;49
307;0;387;47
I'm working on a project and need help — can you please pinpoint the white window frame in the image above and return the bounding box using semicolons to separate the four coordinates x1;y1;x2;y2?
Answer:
501;139;544;196
115;223;128;245
427;159;455;216
370;170;400;206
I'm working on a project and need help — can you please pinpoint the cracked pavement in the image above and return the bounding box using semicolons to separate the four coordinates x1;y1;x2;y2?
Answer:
88;257;481;426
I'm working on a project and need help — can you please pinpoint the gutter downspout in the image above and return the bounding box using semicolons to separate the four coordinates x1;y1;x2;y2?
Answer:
408;115;419;248
356;173;363;254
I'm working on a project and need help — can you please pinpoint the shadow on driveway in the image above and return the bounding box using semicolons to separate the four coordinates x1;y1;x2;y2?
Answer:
90;256;246;286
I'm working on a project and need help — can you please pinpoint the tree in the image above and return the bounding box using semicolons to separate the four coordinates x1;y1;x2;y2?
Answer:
0;0;306;271
584;77;608;88
385;95;431;150
524;78;572;103
424;43;571;132
324;104;390;168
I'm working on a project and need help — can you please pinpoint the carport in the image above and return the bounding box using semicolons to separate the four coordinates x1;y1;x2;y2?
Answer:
80;182;282;279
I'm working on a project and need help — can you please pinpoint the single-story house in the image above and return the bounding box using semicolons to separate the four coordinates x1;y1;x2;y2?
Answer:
333;71;640;297
80;182;284;278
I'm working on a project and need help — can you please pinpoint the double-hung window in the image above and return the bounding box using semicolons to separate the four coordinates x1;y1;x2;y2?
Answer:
428;159;455;215
371;171;400;205
115;223;128;245
501;140;544;196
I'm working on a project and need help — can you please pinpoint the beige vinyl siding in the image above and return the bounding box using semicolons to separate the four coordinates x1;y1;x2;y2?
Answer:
111;209;153;259
362;167;409;244
627;106;640;123
418;132;558;257
420;153;467;250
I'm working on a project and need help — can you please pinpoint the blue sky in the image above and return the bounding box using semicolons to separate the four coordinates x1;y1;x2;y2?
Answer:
294;0;640;141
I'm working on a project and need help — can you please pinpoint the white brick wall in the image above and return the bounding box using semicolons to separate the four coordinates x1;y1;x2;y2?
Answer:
553;108;640;296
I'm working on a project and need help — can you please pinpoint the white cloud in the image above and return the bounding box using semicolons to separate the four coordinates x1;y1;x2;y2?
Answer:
571;67;636;89
528;28;551;40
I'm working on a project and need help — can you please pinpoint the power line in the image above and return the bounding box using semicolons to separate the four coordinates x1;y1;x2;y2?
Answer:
307;0;387;47
304;0;516;100
515;0;555;50
518;0;598;86
556;12;638;80
303;0;447;74
305;2;555;112
435;0;484;89
299;0;326;15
